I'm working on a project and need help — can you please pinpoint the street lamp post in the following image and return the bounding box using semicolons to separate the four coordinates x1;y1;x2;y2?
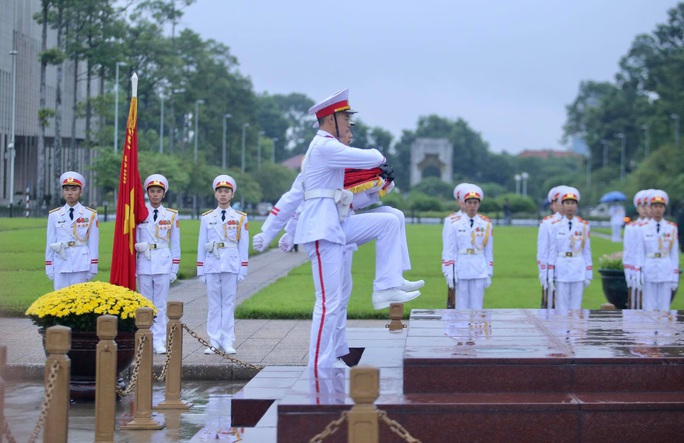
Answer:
193;99;204;162
642;124;649;158
257;131;265;170
272;137;278;164
114;61;127;154
671;113;679;149
8;49;18;217
241;123;250;174
222;113;232;169
158;88;165;153
521;172;529;197
616;132;625;181
514;174;521;195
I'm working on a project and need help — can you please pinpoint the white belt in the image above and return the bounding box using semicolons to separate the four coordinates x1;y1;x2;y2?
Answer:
647;252;665;258
558;251;579;257
147;243;167;250
215;242;238;249
64;240;87;247
458;248;483;255
304;189;337;200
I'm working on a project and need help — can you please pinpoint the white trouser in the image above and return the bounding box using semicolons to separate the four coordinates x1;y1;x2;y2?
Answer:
345;212;403;291
456;278;485;309
308;367;346;405
555;281;584;310
611;224;622;242
54;271;88;291
205;272;238;350
305;240;343;372
137;273;170;348
643;281;671;311
335;244;358;359
362;206;411;271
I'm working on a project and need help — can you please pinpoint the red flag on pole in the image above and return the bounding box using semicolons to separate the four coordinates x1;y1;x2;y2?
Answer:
110;73;148;290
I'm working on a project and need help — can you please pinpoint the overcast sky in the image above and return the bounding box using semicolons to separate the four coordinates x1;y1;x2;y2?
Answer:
181;0;678;154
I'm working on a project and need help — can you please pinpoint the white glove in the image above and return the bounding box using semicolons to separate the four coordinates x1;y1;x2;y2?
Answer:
87;273;97;281
134;242;148;253
47;273;54;281
237;273;246;284
252;233;270;252
485;276;492;289
170;273;177;283
583;279;591;288
673;282;679;292
547;276;556;292
278;233;295;252
442;264;456;289
199;275;206;284
539;270;548;289
633;271;643;290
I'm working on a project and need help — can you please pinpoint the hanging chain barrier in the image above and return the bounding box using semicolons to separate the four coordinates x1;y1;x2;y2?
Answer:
115;334;146;397
3;420;17;443
26;360;61;443
308;411;348;443
153;323;176;382
308;408;421;443
182;324;263;371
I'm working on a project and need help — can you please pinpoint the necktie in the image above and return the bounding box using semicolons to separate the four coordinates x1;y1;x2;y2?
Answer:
657;223;660;233
221;210;226;222
153;209;158;222
69;207;74;220
569;221;572;231
469;219;474;228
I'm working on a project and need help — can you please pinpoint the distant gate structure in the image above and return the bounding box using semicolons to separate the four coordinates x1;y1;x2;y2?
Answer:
410;138;453;186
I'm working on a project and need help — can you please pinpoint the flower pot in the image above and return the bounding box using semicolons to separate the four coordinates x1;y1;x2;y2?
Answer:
40;330;136;402
598;269;628;309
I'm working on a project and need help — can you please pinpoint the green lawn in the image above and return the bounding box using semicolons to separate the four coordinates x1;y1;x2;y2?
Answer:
2;219;682;318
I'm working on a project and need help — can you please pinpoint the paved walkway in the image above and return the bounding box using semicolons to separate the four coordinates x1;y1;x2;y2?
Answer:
1;248;388;380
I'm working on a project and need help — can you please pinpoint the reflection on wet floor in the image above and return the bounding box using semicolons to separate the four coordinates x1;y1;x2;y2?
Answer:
3;380;247;442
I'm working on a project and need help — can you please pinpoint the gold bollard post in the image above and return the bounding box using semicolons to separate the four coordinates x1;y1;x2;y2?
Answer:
44;325;71;443
386;303;405;333
156;301;192;410
122;307;165;430
1;345;6;442
347;366;380;443
95;315;118;442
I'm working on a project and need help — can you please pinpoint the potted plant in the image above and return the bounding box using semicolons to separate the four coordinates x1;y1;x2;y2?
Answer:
25;281;156;401
597;252;628;309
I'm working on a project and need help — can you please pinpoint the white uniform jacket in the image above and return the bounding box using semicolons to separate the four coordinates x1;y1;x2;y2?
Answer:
135;204;180;275
548;216;592;283
622;218;646;279
442;213;494;280
634;219;679;283
197;207;249;277
260;174;304;242
45;202;99;276
537;213;561;273
294;130;385;246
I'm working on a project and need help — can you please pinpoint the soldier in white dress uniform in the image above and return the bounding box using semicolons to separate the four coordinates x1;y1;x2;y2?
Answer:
634;190;679;311
623;190;651;309
135;174;180;354
547;187;592;310
537;185;568;308
45;171;99;290
442;184;494;309
294;88;422;371
197;175;249;355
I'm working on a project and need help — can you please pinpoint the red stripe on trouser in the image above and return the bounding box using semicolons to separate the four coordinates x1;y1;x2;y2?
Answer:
313;240;326;379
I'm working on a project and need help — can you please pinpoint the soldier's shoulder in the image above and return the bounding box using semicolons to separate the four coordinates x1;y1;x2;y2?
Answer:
166;208;178;214
49;207;61;214
580;218;589;225
235;210;247;216
478;214;491;222
84;206;97;213
202;209;213;216
542;214;554;221
550;218;562;224
667;220;678;227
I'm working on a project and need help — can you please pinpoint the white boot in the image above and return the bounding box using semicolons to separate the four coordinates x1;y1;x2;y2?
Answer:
371;288;421;309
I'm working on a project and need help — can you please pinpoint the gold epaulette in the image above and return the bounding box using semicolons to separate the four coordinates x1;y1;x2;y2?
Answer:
543;214;554;220
167;208;178;213
85;206;97;213
235;210;247;216
667;220;678;227
580;218;589;225
478;214;491;222
202;209;213;216
551;218;562;224
50;207;60;214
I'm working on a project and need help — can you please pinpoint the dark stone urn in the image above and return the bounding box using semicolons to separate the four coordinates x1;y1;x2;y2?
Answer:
40;330;136;402
598;269;628;309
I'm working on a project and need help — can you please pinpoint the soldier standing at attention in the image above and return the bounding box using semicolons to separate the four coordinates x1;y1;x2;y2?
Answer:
442;184;494;309
634;190;679;311
623;190;650;309
537;185;567;308
197;175;249;355
135;174;180;354
45;171;99;290
548;187;592;310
